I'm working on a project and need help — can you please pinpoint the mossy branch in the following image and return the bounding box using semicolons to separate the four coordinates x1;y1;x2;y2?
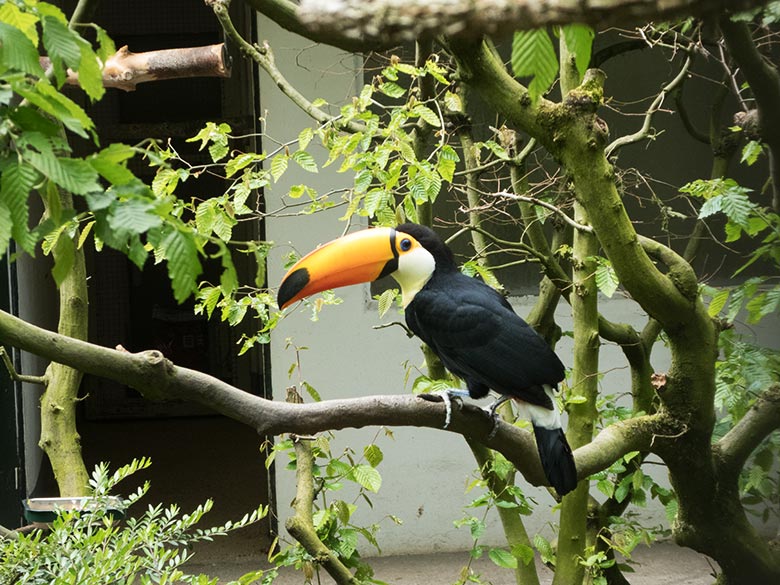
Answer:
0;307;663;488
715;383;780;481
286;435;356;585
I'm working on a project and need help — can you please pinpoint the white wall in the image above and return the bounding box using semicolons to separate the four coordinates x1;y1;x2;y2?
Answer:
258;16;779;555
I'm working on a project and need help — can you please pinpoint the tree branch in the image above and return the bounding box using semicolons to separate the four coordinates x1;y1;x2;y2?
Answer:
0;346;46;385
295;0;768;48
41;44;231;92
606;51;693;157
720;16;780;210
210;0;364;134
715;383;780;479
0;307;662;489
286;434;356;585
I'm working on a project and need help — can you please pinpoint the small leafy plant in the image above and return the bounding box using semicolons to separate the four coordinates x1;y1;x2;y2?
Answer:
0;459;268;585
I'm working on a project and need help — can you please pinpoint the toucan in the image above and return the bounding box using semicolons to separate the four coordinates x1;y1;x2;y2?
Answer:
277;223;578;496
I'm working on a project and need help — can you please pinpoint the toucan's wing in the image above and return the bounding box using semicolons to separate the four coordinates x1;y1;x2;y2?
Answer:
406;274;564;407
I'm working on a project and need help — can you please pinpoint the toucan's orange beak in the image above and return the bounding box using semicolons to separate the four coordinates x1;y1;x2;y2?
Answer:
277;227;398;309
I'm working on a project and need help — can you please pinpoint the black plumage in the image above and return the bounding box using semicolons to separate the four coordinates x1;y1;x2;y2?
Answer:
396;223;577;495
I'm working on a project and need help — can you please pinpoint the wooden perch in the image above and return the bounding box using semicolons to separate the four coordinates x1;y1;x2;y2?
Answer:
40;43;231;92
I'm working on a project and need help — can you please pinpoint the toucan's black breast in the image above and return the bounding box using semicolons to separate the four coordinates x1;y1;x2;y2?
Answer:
405;270;564;408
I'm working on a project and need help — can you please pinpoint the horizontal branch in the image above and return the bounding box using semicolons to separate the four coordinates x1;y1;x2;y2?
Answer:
41;44;230;92
296;0;767;47
0;308;662;489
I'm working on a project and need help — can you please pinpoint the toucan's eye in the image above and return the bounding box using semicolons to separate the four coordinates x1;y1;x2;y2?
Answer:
400;238;412;251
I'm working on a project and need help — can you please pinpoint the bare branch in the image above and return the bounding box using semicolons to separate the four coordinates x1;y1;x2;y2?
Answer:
41;44;230;92
296;0;768;48
0;346;46;385
720;17;780;210
496;191;594;234
210;0;364;134
606;51;693;157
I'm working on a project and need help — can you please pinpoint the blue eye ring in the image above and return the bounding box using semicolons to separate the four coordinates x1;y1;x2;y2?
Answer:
400;238;412;251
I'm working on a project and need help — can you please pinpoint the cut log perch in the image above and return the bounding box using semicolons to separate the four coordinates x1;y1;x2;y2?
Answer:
296;0;769;45
40;43;231;92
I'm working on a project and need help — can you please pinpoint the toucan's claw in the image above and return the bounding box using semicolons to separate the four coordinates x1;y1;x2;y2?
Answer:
421;388;470;428
483;395;512;440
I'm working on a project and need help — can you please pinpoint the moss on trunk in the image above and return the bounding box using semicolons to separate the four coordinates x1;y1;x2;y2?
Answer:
39;191;89;496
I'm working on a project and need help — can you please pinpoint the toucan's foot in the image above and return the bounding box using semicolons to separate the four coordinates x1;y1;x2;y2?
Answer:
420;388;470;428
483;395;512;440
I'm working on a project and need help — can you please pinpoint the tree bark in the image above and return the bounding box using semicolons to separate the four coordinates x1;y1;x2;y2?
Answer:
295;0;768;48
0;307;663;486
38;190;90;497
40;44;230;92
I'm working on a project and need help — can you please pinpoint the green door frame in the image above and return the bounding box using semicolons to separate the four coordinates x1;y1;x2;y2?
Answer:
0;258;25;528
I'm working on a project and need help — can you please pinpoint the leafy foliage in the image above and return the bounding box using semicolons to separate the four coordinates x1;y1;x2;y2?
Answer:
265;429;396;584
0;459;267;585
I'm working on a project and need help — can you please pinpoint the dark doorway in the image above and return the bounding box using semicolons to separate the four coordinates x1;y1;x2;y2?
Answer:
73;1;272;555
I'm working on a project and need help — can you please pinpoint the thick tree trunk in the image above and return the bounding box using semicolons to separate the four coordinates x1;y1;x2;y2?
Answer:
447;36;780;585
39;191;89;496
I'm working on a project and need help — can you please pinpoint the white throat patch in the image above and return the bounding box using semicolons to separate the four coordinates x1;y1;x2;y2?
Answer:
391;246;436;307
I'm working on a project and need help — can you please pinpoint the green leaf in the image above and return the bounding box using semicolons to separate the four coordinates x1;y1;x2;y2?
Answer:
76;41;105;101
298;127;314;151
0;202;13;258
94;25;116;63
363;444;384;468
412;104;441;127
488;548;518;569
270;153;288;182
291;150;318;173
707;288;730;317
0;22;44;77
376;288;398;318
89;143;135;185
1;161;39;253
23;151;101;195
162;228;203;303
41;15;81;85
444;91;463;113
593;257;619;297
379;81;406;98
50;231;75;286
13;79;95;139
0;3;39;45
108;199;162;234
511;543;535;566
511;29;558;102
533;534;556;565
740;140;764;166
561;24;595;80
350;464;382;493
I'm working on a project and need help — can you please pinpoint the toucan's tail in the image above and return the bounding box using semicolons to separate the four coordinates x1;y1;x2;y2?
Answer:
532;425;577;496
520;384;578;496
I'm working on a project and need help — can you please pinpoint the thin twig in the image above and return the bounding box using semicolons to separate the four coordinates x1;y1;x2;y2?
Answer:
0;347;46;385
494;191;594;233
606;50;694;157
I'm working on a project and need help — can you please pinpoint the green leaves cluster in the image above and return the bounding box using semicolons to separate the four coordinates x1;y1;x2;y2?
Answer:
266;433;394;584
0;459;267;585
308;56;460;226
0;1;112;270
682;178;780;325
512;25;594;102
